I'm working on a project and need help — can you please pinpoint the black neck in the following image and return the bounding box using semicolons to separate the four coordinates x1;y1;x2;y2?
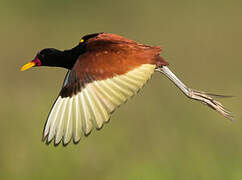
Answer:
62;44;86;69
43;44;85;70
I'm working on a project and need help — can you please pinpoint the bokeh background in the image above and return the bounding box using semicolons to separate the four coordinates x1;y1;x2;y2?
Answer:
0;0;241;179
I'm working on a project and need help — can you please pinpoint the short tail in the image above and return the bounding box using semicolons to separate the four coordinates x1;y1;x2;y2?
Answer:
155;66;234;121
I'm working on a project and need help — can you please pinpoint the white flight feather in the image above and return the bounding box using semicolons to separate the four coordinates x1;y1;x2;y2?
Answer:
43;64;156;144
55;98;68;144
63;97;73;144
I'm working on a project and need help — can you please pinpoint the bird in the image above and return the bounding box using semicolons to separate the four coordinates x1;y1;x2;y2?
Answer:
21;32;233;146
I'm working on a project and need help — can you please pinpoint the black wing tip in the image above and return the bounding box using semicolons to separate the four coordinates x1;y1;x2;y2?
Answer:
63;140;72;147
42;137;78;147
42;134;47;142
42;132;82;146
41;132;53;145
45;139;52;146
41;117;112;147
73;139;81;145
54;141;61;147
84;130;92;137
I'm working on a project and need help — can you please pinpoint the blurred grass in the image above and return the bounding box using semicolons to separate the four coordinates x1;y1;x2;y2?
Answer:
0;0;242;179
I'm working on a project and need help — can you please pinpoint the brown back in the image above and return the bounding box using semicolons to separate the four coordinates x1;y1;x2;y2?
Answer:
60;33;168;97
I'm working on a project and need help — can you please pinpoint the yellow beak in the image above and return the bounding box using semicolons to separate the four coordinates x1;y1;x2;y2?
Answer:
20;62;36;71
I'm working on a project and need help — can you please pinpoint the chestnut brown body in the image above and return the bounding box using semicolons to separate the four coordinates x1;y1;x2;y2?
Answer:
60;33;168;97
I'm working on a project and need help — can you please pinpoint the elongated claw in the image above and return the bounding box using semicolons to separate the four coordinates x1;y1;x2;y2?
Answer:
188;88;234;121
156;66;234;121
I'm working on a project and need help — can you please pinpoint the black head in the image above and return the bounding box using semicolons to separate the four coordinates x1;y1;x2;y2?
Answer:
35;48;63;67
21;46;84;71
21;32;103;71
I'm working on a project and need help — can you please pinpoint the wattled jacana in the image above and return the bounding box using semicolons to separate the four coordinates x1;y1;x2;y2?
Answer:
21;32;233;146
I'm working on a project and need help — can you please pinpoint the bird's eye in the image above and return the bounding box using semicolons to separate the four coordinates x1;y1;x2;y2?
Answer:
80;39;84;43
37;53;44;59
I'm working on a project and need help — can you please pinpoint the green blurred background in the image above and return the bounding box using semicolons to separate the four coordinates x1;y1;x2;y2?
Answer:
0;0;241;179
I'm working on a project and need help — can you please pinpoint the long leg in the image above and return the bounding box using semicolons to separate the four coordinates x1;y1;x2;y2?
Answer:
155;66;233;121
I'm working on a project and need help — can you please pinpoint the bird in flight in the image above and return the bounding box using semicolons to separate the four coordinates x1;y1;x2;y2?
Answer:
21;32;233;146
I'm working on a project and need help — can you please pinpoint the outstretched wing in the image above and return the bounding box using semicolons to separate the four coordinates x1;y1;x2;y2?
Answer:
42;64;156;146
42;37;161;146
41;38;162;146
